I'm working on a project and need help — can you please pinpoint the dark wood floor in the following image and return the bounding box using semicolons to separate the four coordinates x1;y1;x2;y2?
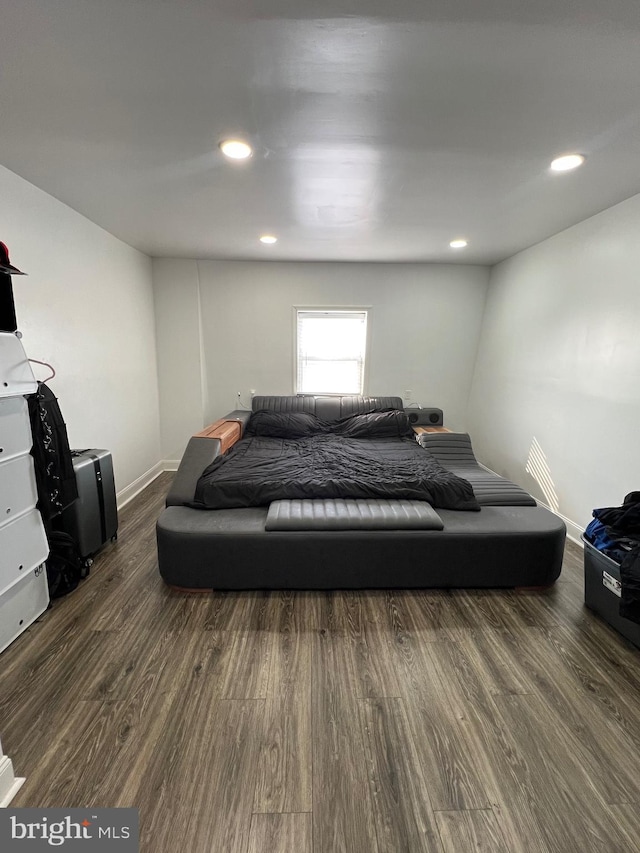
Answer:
2;472;640;852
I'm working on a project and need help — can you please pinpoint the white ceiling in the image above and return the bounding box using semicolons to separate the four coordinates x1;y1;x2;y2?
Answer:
2;1;640;265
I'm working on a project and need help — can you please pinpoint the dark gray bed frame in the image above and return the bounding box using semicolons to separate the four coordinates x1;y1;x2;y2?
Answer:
156;395;565;589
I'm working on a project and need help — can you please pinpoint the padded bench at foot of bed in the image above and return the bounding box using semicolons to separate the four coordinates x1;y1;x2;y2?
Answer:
156;504;566;590
265;498;444;530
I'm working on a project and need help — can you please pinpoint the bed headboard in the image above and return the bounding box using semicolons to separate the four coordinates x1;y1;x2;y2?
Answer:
251;395;404;421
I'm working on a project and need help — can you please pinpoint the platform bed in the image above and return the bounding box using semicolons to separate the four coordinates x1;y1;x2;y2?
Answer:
156;396;565;589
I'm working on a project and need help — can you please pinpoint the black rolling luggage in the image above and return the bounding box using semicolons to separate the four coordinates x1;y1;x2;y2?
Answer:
57;449;118;559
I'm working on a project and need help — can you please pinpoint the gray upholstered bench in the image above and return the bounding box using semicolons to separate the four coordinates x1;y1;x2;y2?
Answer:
265;498;444;530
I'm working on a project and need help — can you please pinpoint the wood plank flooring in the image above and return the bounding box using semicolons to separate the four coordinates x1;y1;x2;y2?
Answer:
2;472;640;852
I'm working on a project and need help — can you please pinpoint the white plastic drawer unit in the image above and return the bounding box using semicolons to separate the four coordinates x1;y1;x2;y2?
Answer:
0;396;33;462
0;332;38;398
0;454;40;525
0;565;49;654
0;509;49;597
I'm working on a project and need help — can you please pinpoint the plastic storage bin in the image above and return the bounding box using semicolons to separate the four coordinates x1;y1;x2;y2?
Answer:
583;536;640;649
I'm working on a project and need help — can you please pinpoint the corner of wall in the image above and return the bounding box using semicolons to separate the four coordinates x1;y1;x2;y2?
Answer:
152;259;207;461
463;263;493;428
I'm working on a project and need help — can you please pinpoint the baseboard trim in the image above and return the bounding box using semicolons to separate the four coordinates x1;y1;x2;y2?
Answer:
0;755;24;807
534;500;583;547
116;462;164;510
560;517;584;548
162;460;180;472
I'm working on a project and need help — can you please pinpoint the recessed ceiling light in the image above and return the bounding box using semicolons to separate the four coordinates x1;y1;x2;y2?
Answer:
550;153;585;172
219;139;253;160
259;235;277;244
449;239;468;249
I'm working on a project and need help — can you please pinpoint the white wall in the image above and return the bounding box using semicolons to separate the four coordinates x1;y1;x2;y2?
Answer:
0;166;162;501
467;192;640;540
154;259;489;462
152;258;206;465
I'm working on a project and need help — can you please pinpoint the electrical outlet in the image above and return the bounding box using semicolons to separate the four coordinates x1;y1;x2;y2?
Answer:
404;389;412;399
250;389;256;397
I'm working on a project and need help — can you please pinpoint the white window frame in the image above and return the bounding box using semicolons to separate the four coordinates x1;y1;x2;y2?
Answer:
293;306;371;396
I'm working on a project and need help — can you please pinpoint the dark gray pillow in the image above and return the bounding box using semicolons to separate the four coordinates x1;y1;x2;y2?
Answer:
246;410;326;438
332;409;413;438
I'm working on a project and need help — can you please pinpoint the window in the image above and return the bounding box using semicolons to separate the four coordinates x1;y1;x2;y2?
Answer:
296;309;368;394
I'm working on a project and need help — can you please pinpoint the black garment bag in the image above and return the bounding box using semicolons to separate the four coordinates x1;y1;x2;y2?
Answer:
28;381;78;522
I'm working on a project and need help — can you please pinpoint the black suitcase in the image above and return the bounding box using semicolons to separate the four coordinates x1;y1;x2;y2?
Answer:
57;449;118;559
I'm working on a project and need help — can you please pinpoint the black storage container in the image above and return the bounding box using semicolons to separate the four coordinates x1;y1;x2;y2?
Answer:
583;536;640;649
58;449;118;559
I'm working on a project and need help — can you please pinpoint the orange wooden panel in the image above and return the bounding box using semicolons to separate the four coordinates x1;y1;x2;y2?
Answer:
412;426;452;434
194;419;242;453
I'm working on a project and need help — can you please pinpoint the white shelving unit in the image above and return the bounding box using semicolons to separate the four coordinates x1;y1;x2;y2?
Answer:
0;330;49;805
0;331;49;654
